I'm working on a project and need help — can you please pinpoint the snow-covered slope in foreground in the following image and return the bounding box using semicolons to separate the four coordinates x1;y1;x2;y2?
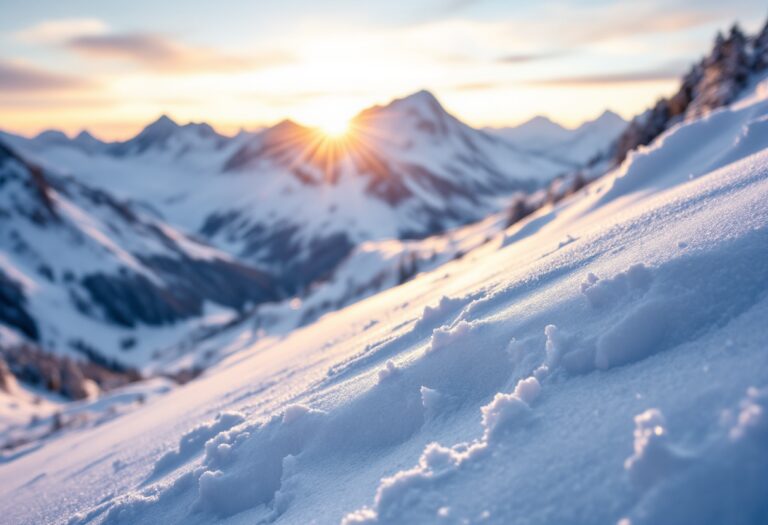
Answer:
3;78;768;524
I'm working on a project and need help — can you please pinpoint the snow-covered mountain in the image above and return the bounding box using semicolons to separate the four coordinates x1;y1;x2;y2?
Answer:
2;38;768;525
3;91;572;295
487;110;627;166
0;140;278;373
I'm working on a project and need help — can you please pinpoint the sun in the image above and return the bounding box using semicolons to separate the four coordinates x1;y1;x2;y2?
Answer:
316;116;350;138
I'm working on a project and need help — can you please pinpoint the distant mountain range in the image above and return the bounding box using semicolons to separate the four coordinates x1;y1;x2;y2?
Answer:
1;90;576;298
485;110;627;166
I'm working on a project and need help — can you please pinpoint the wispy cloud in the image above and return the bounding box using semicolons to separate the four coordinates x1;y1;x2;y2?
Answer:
496;51;567;64
14;18;108;44
527;68;685;87
0;59;93;92
452;81;499;91
64;32;292;73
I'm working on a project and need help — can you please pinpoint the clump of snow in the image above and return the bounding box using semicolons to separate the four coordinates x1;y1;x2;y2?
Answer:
512;376;541;405
411;295;473;337
481;392;532;440
624;409;689;488
343;442;466;524
581;263;653;309
377;360;400;383
729;387;768;441
428;319;476;352
151;411;245;477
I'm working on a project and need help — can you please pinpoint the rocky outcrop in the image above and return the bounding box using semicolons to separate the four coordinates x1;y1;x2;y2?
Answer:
0;270;38;341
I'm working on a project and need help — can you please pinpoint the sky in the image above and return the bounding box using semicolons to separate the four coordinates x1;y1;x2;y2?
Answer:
0;0;765;139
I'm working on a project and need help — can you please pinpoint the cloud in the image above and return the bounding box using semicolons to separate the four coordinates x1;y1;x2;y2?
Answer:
15;18;109;44
571;8;721;44
496;51;567;64
0;59;93;92
452;81;499;91
527;68;684;87
64;33;292;73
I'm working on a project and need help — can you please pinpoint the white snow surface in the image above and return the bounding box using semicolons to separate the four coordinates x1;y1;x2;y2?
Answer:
2;79;768;525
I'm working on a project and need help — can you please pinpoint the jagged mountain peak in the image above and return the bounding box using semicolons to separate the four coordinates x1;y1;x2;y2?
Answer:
138;114;180;138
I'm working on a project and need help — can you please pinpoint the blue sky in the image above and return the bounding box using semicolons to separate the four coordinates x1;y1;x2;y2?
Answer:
0;0;765;138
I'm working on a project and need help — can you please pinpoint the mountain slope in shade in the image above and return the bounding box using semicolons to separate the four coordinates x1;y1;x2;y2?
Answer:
487;110;627;166
0;140;278;371
3;91;572;295
2;62;767;525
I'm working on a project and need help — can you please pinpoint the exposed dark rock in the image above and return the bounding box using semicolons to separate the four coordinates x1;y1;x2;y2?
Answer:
1;343;141;400
0;269;38;341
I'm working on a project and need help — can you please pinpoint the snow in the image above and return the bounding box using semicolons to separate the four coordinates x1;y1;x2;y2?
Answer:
2;69;768;525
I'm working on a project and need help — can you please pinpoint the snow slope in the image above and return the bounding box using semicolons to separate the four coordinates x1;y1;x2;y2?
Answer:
0;141;277;371
1;64;767;525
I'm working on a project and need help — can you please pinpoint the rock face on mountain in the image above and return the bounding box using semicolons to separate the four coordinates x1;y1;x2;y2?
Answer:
612;22;768;166
0;139;278;368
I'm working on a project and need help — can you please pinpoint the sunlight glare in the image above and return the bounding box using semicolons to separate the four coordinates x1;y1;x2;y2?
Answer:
317;115;351;138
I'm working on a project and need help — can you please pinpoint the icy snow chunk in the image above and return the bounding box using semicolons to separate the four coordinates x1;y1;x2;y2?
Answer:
624;409;688;488
420;386;442;418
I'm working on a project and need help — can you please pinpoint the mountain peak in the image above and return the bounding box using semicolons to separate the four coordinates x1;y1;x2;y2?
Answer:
388;89;444;114
594;110;625;124
75;130;95;141
34;129;70;144
143;114;179;134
